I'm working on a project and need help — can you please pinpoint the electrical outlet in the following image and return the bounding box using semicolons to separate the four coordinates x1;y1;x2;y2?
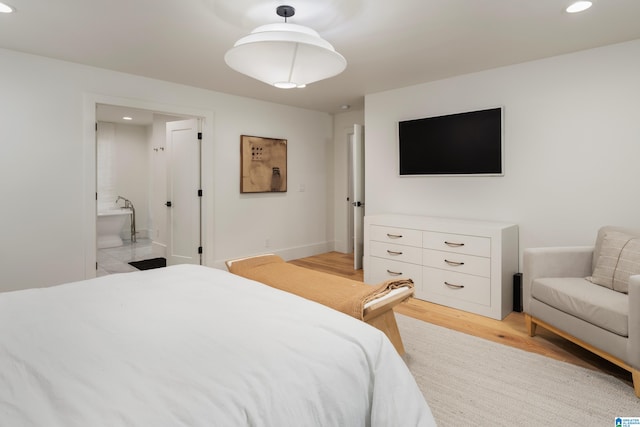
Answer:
265;238;271;248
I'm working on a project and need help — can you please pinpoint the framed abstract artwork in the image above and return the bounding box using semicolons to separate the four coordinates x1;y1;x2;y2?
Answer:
240;135;287;193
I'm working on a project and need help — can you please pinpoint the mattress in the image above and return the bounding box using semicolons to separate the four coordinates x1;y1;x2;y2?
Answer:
0;264;435;426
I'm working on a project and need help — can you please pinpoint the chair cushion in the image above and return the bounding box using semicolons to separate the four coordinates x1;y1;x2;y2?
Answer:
589;231;640;293
531;277;629;337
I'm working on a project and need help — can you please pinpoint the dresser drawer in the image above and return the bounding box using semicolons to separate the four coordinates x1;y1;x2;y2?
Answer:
370;225;422;247
422;267;490;306
371;241;422;265
423;231;490;257
423;249;490;278
369;257;422;287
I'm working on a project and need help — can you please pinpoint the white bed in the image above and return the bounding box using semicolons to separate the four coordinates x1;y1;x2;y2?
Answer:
0;264;435;426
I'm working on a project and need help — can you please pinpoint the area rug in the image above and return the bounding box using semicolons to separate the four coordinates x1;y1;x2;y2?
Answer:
128;257;166;270
396;314;639;426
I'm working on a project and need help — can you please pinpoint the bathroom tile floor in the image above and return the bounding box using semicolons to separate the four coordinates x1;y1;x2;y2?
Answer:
97;238;154;277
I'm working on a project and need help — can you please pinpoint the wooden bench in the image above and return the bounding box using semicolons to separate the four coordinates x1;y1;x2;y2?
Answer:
226;254;414;355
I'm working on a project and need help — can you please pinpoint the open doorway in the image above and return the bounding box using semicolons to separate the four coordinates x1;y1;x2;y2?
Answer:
85;95;212;278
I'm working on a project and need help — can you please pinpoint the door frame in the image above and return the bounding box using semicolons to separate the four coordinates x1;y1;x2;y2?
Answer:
83;93;214;278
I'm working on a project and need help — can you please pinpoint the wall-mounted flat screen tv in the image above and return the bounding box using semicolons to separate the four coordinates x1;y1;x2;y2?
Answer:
398;107;503;176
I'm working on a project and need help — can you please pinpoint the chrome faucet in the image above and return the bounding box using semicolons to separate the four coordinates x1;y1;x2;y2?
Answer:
115;196;131;209
114;196;137;242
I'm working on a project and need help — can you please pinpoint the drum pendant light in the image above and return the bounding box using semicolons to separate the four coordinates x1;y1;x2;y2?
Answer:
224;5;347;89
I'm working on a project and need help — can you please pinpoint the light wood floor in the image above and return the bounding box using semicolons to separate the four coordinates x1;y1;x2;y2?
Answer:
289;251;633;387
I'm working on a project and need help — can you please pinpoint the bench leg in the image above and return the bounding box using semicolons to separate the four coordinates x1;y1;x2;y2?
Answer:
632;369;640;398
366;310;405;356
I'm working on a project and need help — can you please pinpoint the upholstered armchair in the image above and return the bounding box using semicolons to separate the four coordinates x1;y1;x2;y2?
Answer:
523;226;640;397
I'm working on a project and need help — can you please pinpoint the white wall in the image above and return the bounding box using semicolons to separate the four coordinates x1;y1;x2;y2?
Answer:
0;47;333;292
96;122;118;212
97;121;151;239
112;123;151;240
214;104;334;263
365;39;640;263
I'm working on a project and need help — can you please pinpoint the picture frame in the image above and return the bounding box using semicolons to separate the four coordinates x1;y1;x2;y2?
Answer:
240;135;287;193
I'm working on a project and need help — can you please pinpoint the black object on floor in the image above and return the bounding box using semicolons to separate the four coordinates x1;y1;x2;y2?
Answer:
129;257;166;271
513;272;523;312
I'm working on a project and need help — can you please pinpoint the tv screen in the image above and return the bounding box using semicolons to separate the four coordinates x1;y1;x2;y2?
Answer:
398;107;503;176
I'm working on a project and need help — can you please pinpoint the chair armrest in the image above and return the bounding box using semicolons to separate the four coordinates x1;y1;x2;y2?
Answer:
629;275;640;369
523;246;594;312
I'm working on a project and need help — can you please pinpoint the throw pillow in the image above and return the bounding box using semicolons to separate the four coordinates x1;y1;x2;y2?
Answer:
589;231;632;290
589;231;640;293
613;237;640;293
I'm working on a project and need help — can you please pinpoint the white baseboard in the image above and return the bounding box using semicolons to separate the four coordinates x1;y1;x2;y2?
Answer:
332;239;351;254
278;241;335;261
211;241;334;271
151;241;166;259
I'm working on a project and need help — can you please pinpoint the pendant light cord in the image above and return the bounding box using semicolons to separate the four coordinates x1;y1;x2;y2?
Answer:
286;43;299;83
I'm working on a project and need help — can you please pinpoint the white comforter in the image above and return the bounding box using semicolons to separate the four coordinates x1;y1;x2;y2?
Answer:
0;264;434;426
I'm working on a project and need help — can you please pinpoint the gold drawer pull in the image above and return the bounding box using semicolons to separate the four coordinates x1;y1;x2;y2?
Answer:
444;241;465;247
444;281;464;289
386;269;403;276
387;233;403;239
444;259;465;267
387;250;403;256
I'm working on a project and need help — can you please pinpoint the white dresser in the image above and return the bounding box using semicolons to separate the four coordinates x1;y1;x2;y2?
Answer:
364;214;519;320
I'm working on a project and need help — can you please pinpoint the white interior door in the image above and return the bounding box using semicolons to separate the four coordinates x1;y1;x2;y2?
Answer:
346;132;354;254
351;124;365;269
166;118;201;265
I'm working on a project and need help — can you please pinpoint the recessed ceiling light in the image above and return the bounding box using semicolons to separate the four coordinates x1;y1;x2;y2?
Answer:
0;2;15;13
122;116;133;121
566;1;592;13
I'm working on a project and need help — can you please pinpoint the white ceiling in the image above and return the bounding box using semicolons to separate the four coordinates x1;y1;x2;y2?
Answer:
95;104;155;125
2;0;640;114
